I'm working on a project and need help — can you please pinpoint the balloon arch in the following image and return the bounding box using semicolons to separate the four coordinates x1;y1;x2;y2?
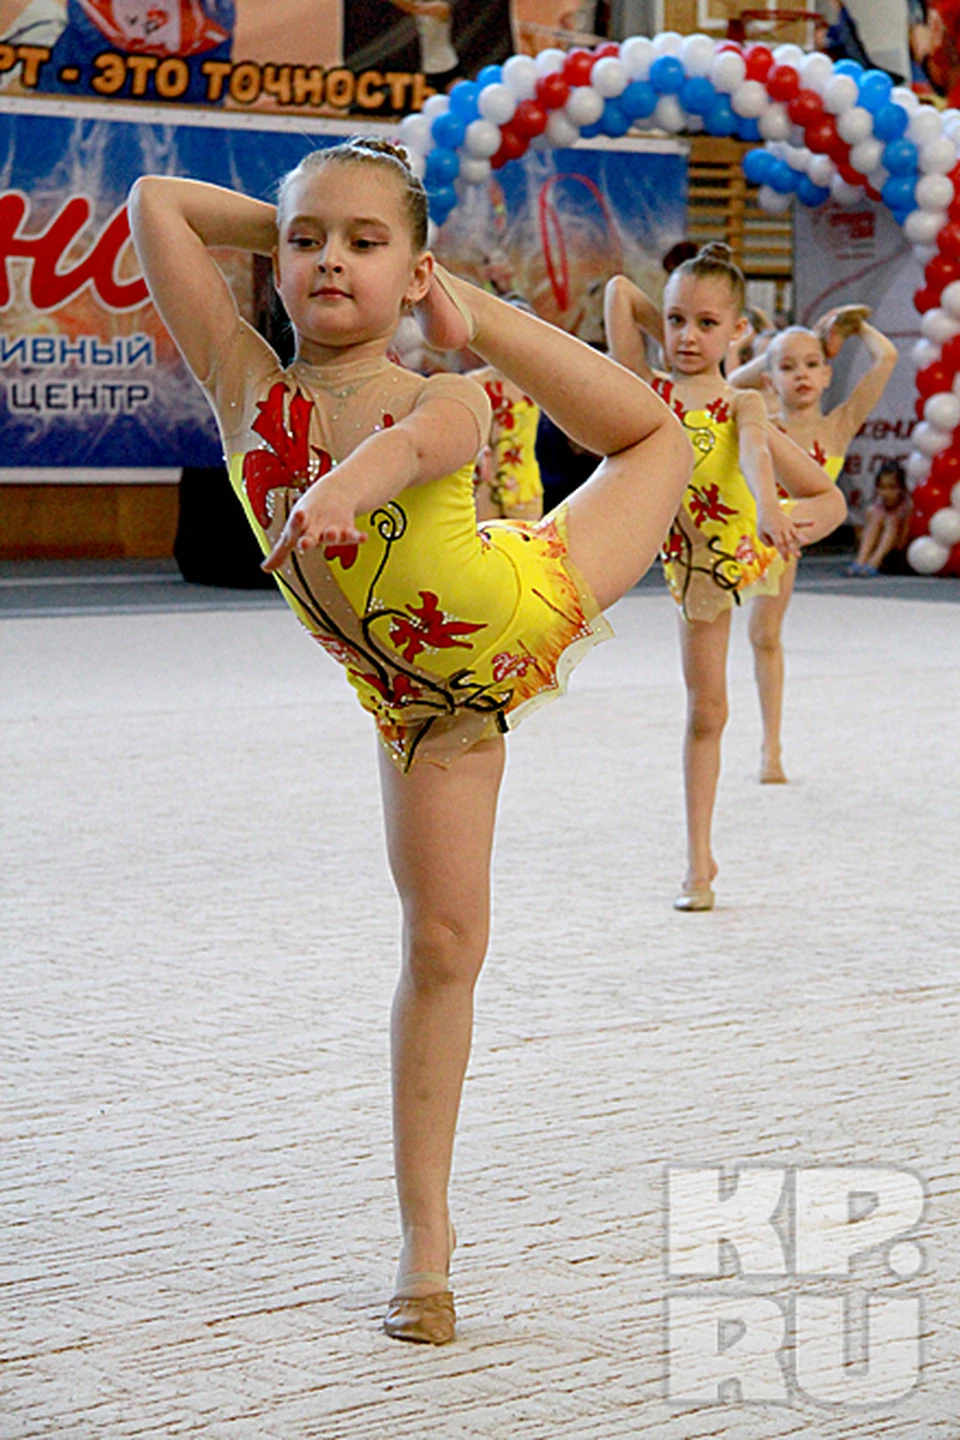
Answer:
399;34;960;577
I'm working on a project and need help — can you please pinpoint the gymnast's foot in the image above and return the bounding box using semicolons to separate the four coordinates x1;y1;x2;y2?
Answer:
760;746;788;784
384;1220;457;1346
674;861;718;912
417;264;478;352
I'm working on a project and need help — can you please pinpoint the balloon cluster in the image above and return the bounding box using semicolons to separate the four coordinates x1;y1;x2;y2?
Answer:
398;33;960;574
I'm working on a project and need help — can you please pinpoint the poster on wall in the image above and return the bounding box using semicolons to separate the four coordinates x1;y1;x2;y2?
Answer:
0;0;558;115
793;201;923;521
0;103;687;475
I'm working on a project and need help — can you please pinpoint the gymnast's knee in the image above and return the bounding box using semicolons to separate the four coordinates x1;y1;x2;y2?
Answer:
687;694;728;742
402;914;488;993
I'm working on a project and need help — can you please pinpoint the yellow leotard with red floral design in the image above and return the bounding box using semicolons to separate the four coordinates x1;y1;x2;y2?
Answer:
205;321;610;771
654;376;789;624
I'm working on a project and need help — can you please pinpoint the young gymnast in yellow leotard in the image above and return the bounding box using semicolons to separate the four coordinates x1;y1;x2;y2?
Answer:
604;244;847;912
129;138;692;1346
729;306;897;781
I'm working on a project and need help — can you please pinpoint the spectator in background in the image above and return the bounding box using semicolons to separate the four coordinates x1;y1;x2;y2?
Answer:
847;462;913;575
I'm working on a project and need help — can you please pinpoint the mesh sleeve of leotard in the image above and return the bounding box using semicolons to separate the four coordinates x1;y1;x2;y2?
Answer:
411;372;492;451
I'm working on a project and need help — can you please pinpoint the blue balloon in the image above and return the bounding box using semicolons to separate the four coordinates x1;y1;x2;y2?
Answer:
889;206;912;226
601;98;630;137
796;176;831;206
580;119;604;138
425;146;460;185
679;76;714;115
883;137;918;174
448;80;480;124
834;59;864;79
704;95;737;136
430;111;465;150
769;159;799;194
426;183;457;223
882;173;917;210
743;147;776;185
872;101;909;141
622;78;657;119
737;117;762;141
649;55;685;94
476;65;502;88
857;69;893;113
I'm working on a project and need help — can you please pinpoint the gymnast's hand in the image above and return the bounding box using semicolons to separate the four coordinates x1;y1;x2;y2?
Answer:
758;502;807;562
262;477;367;573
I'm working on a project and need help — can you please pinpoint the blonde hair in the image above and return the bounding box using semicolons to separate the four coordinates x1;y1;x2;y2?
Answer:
277;137;429;251
670;241;746;313
765;325;828;367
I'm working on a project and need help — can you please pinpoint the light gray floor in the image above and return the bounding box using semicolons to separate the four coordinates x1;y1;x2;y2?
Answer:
2;582;958;1438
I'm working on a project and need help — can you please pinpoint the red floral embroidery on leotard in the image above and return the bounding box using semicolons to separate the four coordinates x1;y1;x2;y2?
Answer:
706;397;731;424
389;591;486;663
243;382;332;528
652;375;687;420
811;439;827;466
688;482;738;528
492;651;537;683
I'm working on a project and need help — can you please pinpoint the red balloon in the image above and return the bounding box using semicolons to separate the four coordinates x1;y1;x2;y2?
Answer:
864;183;882;202
916;361;952;396
914;285;941;312
827;133;851;164
915;393;928;420
806;116;838;154
937;222;960;263
943;541;960;576
837;160;863;185
563;48;595;86
914;477;955;511
767;63;800;102
593;41;621;58
717;41;744;53
744;44;774;80
788;89;824;127
490;124;527;169
925;254;960;292
941;333;960;369
513;98;547;137
930;446;960;484
535;71;569;110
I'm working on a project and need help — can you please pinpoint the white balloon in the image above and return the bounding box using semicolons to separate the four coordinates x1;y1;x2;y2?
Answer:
954;373;960;401
399;112;433;153
920;136;959;174
823;74;859;115
799;51;833;94
921;309;960;344
712;50;746;92
904;208;948;244
869;164;890;191
942;280;960;319
837;107;874;145
458;155;491;185
905;450;931;482
655;95;687;132
535;47;566;76
830;175;863;207
785;144;812;172
421;94;449;119
924;392;960;431
653;29;684;55
891;85;920;112
929;506;960;546
620;36;654;80
478;82;516;125
916;174;955;211
850;138;883;174
907;107;943;146
907;535;949;572
502;54;538;99
731;80;769;118
463;118;502;159
913;244;939;265
911;338;943;369
426;218;439;248
407;148;426;180
758;184;794;214
809;154;836;187
545;109;580;147
952;479;960;510
772;43;803;65
686;114;705;133
759;103;791;141
564;85;604;126
591;56;628;98
913;421;953;456
681;33;716;77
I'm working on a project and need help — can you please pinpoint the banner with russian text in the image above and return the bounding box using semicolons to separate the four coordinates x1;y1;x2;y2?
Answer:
0;105;686;474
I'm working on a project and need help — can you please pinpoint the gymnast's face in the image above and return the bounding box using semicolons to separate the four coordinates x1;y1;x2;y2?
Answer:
767;330;832;413
662;273;745;377
274;164;430;351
